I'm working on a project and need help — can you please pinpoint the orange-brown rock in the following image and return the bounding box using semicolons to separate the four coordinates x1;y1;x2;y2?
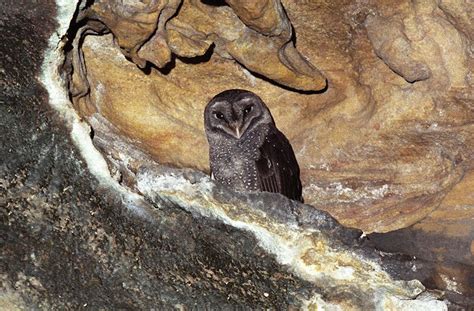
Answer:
88;0;181;68
369;170;474;301
66;0;472;242
80;0;326;92
225;0;286;36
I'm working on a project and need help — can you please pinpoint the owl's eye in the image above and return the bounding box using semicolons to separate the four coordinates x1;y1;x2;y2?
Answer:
213;111;225;120
243;105;253;116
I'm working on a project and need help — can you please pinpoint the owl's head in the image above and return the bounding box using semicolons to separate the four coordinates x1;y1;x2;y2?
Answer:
204;89;274;140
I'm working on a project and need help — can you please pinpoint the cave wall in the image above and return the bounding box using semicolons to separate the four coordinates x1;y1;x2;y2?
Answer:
65;0;474;305
0;1;324;309
68;0;474;234
1;0;473;309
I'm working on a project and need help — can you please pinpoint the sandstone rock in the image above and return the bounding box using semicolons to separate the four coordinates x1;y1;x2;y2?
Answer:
2;0;472;308
90;0;181;69
72;0;326;92
366;15;432;83
61;0;473;303
438;0;474;43
83;115;450;309
369;170;474;305
1;2;370;309
67;0;473;234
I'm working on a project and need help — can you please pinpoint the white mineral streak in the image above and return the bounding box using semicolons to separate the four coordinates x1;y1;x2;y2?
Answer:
40;0;150;218
136;172;446;310
440;274;462;295
41;1;447;309
304;182;391;204
241;67;257;86
300;293;344;311
377;295;447;311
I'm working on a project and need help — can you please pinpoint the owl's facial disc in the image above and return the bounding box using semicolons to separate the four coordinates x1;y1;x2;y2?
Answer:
205;90;273;140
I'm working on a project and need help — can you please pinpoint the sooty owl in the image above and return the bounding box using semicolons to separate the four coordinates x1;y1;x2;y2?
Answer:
204;89;303;202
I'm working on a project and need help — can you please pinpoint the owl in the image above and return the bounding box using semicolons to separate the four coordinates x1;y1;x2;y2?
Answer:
204;89;303;202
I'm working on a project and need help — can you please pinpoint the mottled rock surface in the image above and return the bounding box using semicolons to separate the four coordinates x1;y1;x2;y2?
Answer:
63;0;473;305
0;4;448;305
0;1;320;309
68;0;473;233
2;0;473;309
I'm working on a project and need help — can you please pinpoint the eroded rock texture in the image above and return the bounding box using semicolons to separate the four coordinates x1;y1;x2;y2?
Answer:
1;2;382;309
2;0;473;309
61;0;474;305
66;0;473;232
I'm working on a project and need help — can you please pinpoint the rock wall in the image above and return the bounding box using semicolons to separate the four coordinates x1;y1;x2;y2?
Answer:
2;0;473;309
65;0;473;305
3;2;353;309
67;0;473;233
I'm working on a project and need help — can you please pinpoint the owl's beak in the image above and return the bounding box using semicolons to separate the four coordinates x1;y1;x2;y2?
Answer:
234;126;241;138
229;122;242;139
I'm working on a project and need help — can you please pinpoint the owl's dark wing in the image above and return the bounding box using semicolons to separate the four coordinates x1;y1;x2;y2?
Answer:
255;127;303;202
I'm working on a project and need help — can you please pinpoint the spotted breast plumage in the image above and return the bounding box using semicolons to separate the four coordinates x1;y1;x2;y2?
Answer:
204;89;303;202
